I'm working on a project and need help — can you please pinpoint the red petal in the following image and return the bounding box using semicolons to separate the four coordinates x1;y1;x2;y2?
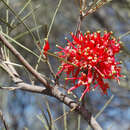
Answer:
80;84;90;100
43;40;50;55
68;84;79;92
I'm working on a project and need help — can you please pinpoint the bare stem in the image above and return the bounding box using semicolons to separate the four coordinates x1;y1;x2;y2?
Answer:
0;110;9;130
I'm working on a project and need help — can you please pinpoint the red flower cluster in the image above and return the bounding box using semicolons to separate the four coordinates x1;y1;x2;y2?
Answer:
56;31;122;100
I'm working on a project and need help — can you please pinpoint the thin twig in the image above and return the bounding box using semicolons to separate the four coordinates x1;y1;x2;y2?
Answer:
54;106;76;122
119;30;130;39
0;17;13;29
46;60;56;79
77;114;81;130
29;3;43;71
11;5;40;31
46;0;63;39
10;0;32;26
0;110;8;130
1;0;36;42
75;0;84;33
83;0;112;18
0;86;23;91
35;0;63;79
1;31;44;62
63;104;67;130
87;95;114;130
45;98;55;130
95;95;114;119
0;33;51;89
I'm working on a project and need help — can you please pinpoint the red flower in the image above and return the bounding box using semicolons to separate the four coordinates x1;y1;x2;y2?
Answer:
56;31;122;100
37;40;50;56
43;39;50;55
